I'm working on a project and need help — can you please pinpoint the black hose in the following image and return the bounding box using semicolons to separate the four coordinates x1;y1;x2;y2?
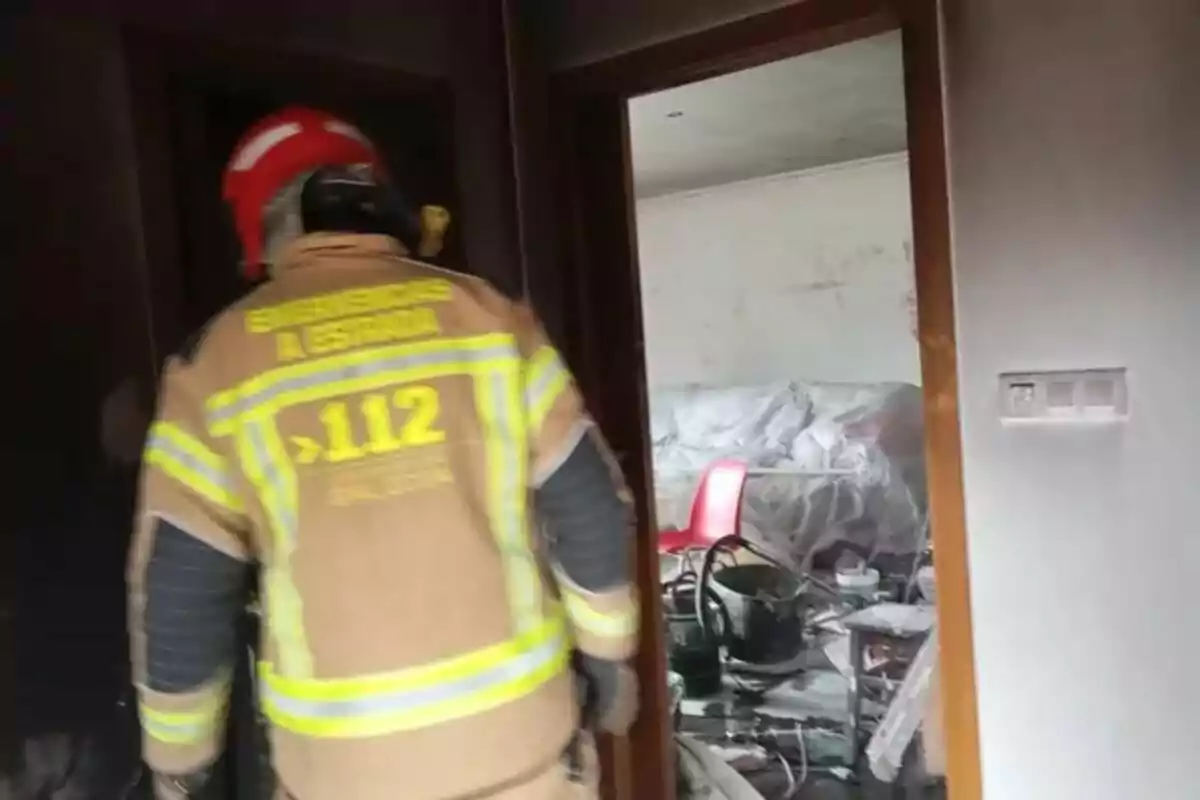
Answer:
694;535;745;644
692;534;837;646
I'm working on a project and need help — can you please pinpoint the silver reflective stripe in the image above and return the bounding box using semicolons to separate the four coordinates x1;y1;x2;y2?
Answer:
245;418;297;545
236;415;312;678
139;697;221;744
143;716;209;742
563;590;639;638
230;122;303;171
487;369;540;632
209;342;516;427
146;433;235;493
262;630;564;721
525;349;568;416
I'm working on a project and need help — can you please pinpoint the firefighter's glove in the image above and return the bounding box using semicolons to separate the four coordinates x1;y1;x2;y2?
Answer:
576;653;639;735
151;766;212;800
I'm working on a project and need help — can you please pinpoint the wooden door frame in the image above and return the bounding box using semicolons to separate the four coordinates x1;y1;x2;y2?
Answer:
543;1;981;798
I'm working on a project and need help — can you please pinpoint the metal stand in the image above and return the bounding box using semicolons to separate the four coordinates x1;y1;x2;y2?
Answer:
841;604;935;777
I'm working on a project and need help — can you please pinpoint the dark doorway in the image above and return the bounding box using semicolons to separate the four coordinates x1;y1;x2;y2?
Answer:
146;44;462;342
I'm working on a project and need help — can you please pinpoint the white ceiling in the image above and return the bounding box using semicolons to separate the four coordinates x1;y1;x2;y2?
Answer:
628;31;907;198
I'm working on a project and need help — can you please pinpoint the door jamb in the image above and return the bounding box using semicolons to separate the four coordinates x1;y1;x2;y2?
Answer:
545;2;982;798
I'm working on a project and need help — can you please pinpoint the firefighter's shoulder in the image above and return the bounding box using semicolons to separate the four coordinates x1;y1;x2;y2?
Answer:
427;268;549;346
172;281;276;365
401;257;519;310
175;318;216;365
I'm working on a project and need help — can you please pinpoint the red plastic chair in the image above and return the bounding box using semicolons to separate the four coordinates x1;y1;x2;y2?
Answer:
657;458;750;553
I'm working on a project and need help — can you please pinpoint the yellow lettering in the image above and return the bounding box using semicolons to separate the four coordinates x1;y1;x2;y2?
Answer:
304;320;348;356
362;393;403;455
319;402;363;463
290;436;323;466
245;279;455;334
275;332;307;362
303;308;440;357
383;465;453;496
327;456;453;507
301;386;446;467
395;386;446;446
247;309;271;334
330;479;383;507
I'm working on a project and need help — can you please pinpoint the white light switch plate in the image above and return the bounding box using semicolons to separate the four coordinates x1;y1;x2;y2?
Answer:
998;368;1128;423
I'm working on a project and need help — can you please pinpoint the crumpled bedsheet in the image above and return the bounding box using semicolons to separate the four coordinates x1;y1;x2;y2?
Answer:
650;381;927;569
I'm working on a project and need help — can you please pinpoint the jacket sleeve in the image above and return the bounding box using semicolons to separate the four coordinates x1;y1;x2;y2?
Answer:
512;302;640;662
128;353;252;782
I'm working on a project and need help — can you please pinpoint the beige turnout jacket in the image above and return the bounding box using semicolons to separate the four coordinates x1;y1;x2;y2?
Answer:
129;234;638;800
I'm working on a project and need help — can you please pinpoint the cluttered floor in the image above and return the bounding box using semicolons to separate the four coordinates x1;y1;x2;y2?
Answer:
776;776;945;800
668;587;945;800
652;381;945;800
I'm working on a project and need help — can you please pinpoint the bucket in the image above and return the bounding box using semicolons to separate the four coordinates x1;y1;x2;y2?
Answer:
709;563;807;665
662;583;726;697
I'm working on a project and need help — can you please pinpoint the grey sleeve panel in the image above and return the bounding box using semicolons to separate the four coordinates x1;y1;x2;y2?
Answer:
531;419;591;488
143;517;250;692
574;652;638;733
535;432;633;592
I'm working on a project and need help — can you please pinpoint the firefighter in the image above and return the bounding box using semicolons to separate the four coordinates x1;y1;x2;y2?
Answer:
128;107;640;800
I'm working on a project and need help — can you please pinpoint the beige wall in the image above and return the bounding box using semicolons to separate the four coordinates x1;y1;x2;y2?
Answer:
549;1;1200;797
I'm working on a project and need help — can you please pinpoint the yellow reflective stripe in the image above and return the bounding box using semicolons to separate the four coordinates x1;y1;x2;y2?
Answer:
139;695;225;745
259;614;569;739
562;591;639;639
143;421;243;513
260;419;312;678
475;362;541;634
236;414;312;679
215;336;556;729
207;334;518;435
525;346;570;434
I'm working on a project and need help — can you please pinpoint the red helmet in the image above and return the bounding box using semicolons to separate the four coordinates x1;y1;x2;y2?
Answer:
222;106;382;280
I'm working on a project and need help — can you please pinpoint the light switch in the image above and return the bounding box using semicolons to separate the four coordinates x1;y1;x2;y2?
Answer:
1007;382;1037;416
999;368;1127;423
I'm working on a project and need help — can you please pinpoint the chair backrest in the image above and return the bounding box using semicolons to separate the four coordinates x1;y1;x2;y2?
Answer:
687;458;749;546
